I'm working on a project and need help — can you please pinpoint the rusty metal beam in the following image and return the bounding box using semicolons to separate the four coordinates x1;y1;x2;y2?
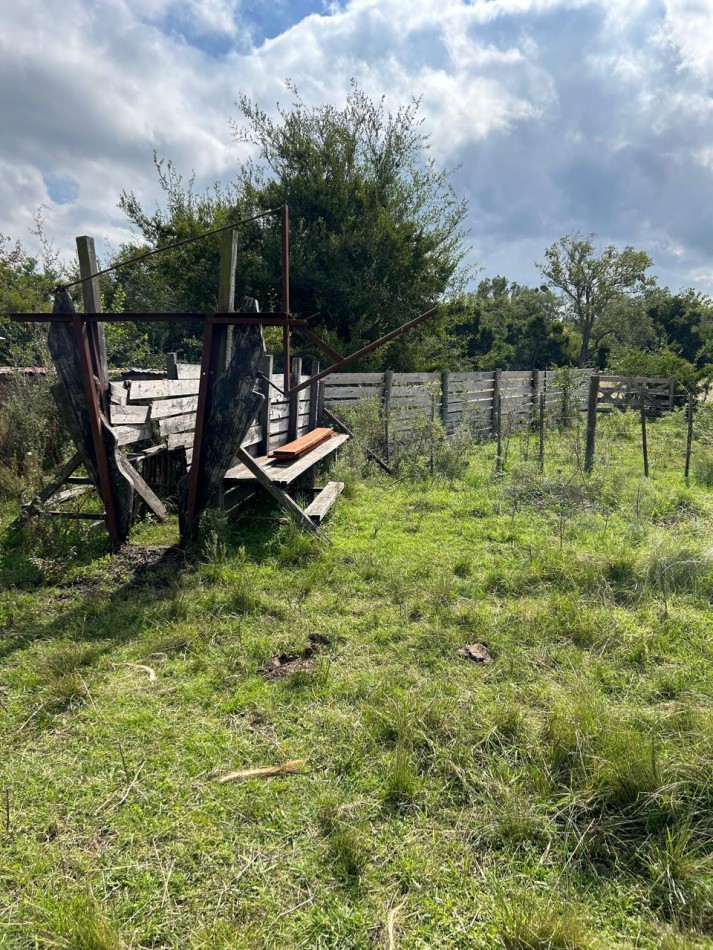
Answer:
289;306;439;396
9;312;306;326
295;327;345;362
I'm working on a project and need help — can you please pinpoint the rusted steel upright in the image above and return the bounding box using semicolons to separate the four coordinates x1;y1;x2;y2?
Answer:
281;205;291;395
70;312;121;546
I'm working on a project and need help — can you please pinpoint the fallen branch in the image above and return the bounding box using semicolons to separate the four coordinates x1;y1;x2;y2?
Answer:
124;663;157;682
216;759;307;784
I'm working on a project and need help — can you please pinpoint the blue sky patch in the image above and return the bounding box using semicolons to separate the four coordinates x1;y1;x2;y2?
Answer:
42;170;79;205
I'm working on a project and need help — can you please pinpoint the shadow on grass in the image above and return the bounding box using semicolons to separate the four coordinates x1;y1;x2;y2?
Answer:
0;509;287;664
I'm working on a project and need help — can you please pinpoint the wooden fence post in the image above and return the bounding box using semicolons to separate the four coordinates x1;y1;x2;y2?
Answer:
532;369;541;421
685;391;694;484
288;356;302;441
640;390;649;478
539;390;545;473
495;391;503;475
584;373;599;473
166;352;178;380
383;369;393;461
258;354;273;456
441;370;450;433
492;368;501;441
76;236;109;415
307;358;320;430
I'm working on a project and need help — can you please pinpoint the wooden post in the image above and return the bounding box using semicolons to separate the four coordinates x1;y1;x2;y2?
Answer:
288;357;302;441
441;370;450;433
76;236;109;416
281;205;290;395
317;379;325;428
216;229;238;372
307;358;320;430
492;368;501;441
640;391;649;478
584;373;599;473
495;392;503;475
166;352;179;380
539;390;545;473
383;369;393;461
685;390;694;484
259;354;274;456
214;230;238;510
532;369;541;423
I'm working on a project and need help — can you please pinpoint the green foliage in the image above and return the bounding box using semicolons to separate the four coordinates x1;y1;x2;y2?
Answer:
538;232;654;367
0;233;66;365
0;373;68;495
452;277;576;369
114;83;470;370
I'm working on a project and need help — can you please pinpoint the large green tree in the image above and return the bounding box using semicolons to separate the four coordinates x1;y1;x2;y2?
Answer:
452;277;573;370
537;233;653;367
115;83;470;370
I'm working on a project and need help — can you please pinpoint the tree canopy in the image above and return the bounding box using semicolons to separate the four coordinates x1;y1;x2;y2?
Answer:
115;83;470;369
537;233;653;367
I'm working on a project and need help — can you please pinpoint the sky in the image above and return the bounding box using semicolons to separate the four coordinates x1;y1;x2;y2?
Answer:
1;0;713;296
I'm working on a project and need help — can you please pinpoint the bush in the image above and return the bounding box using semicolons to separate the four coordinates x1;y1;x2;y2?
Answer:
0;373;69;497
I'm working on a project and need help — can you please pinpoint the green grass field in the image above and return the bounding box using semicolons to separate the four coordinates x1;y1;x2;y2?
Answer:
2;410;713;948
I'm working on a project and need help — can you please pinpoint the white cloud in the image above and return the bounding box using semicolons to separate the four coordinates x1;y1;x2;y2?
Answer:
0;0;712;293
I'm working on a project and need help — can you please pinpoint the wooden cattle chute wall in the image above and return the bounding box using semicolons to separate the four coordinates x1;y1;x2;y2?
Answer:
110;355;325;474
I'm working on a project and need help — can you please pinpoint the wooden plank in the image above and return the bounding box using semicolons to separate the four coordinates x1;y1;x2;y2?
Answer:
304;481;344;523
234;448;320;535
271;433;349;484
114;423;152;446
176;364;202;379
128;378;200;400
111;404;150;425
158;412;197;437
77;236;109;416
326;373;385;384
149;395;199;419
393;372;439;383
167;430;195;450
271;428;334;459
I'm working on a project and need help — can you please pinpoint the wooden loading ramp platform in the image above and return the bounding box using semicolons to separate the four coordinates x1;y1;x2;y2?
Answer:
224;433;349;485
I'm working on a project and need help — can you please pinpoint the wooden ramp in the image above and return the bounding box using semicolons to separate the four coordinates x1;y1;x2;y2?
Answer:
225;433;349;485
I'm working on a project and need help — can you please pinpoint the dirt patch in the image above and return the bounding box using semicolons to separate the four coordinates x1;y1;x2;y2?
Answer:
260;632;331;680
457;642;492;664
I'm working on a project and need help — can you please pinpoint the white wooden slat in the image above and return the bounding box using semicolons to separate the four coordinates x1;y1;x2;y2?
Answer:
110;404;150;425
175;363;202;379
150;395;199;419
128;378;200;401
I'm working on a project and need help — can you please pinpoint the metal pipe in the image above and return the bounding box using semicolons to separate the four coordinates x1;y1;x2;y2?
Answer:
289;306;439;396
281;205;290;394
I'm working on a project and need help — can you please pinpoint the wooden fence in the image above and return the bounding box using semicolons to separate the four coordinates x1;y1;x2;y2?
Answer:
106;359;675;460
323;369;674;441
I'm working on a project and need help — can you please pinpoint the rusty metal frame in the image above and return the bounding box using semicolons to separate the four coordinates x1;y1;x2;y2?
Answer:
9;206;442;546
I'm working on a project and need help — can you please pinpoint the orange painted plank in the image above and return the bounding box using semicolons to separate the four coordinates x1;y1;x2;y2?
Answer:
270;427;334;460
